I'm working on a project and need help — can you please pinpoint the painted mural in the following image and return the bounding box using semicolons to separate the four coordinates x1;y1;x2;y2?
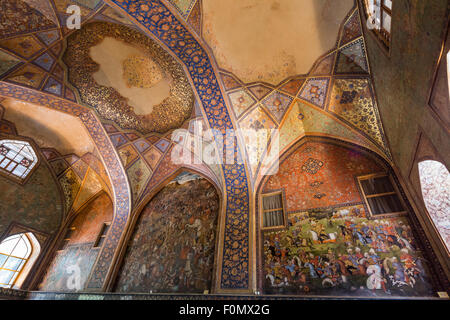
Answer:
39;192;113;291
263;204;435;297
115;175;219;293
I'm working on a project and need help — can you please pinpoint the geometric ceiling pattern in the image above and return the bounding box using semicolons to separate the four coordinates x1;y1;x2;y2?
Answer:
0;0;57;38
216;6;391;185
0;0;143;101
52;151;111;216
167;0;197;19
0;0;220;213
0;0;394;293
0;5;225;292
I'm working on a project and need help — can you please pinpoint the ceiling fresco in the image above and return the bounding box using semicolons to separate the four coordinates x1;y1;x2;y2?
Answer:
140;0;392;190
102;101;223;207
0;0;396;292
0;0;57;38
212;5;391;187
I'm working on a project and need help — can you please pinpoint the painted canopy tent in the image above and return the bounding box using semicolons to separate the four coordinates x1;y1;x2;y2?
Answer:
0;0;448;300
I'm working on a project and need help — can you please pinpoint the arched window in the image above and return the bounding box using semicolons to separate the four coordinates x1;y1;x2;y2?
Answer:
0;139;37;181
428;32;449;126
363;0;392;49
418;160;450;252
0;233;36;288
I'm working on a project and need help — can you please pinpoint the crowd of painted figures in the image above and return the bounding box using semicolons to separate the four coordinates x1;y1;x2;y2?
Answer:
115;178;219;293
263;205;434;296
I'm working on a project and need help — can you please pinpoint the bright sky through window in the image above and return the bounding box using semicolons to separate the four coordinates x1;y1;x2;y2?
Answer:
0;234;32;288
0;140;37;180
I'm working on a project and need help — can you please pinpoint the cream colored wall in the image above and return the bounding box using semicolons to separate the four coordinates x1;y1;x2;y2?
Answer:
203;0;354;84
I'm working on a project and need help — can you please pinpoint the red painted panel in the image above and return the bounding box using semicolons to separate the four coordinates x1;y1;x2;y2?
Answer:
264;142;383;211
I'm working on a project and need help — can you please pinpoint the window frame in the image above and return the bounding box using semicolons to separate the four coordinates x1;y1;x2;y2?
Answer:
0;137;40;185
260;190;287;231
0;233;32;289
361;0;393;54
93;222;111;249
357;172;408;219
57;226;76;252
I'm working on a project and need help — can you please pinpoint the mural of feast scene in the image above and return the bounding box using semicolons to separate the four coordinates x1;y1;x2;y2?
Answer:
260;141;437;297
114;172;220;293
0;0;448;302
263;204;434;297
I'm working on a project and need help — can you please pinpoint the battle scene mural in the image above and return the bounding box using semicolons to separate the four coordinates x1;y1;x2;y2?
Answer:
261;141;435;297
114;172;220;293
263;204;434;297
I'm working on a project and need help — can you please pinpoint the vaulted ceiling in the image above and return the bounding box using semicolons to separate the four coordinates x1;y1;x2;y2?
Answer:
0;0;394;291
